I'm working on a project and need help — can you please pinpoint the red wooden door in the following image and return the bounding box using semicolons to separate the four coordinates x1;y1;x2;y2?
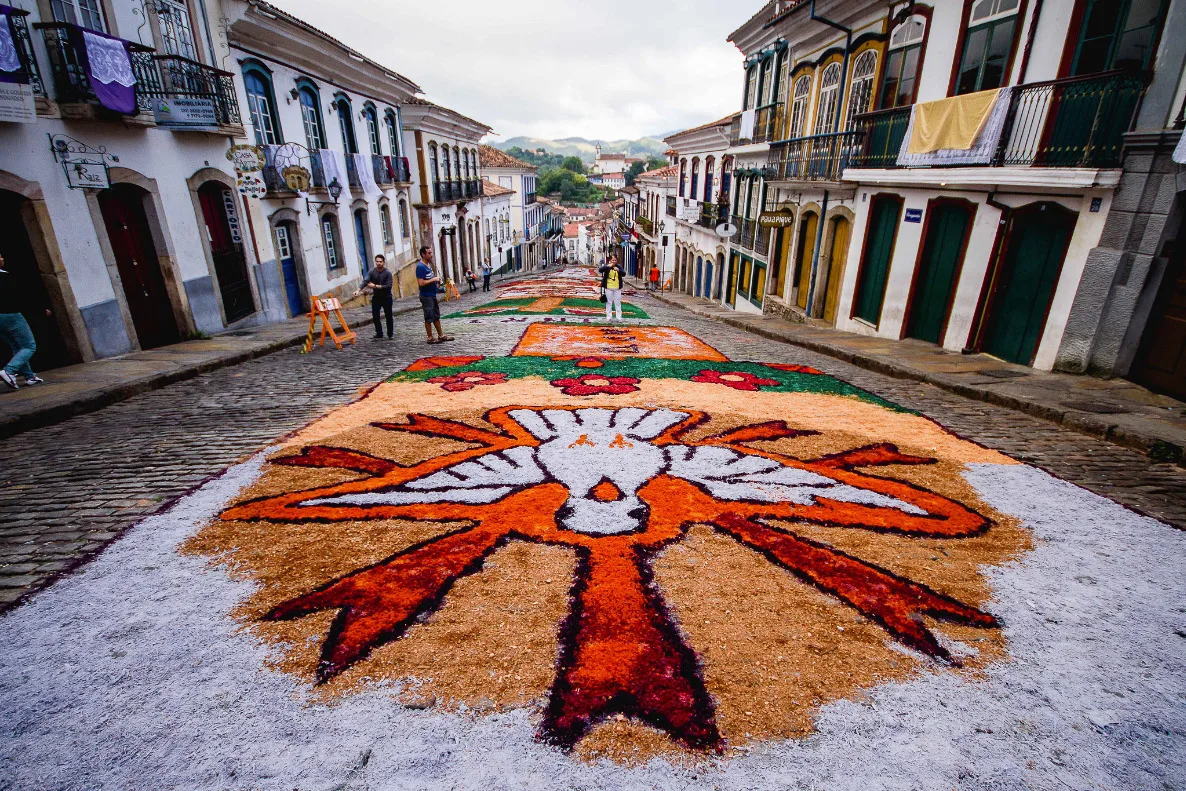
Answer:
98;185;180;349
198;183;255;323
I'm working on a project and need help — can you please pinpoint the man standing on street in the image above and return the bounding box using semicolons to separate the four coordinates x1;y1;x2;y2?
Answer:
599;254;624;323
0;254;45;390
354;254;395;339
416;247;453;345
648;264;660;292
481;259;493;292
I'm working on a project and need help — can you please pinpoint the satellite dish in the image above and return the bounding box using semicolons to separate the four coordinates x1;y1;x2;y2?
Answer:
716;222;738;239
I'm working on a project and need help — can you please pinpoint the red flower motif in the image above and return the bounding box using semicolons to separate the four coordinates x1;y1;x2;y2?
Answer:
426;371;509;392
691;369;781;392
550;374;641;396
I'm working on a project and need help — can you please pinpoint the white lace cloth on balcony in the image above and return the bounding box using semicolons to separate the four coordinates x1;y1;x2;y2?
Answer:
1173;129;1186;165
0;13;21;73
896;87;1012;167
739;109;756;141
318;148;345;191
352;152;378;196
82;31;135;87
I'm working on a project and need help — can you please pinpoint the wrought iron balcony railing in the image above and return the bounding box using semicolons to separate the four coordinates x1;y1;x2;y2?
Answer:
7;10;45;98
729;102;785;146
345;154;361;189
699;201;727;230
147;55;240;127
525;191;537;205
372;154;393;186
850;70;1147;170
36;22;155;115
636;215;654;235
765;130;865;183
733;215;756;250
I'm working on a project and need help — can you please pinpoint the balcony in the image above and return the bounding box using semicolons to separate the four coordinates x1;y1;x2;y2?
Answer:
465;179;481;199
729;102;784;146
636;215;654;236
345;155;362;190
390;156;412;184
36;23;156;117
765;130;865;184
433;181;466;203
147;55;240;128
373;155;393;186
525;192;537;205
699;201;727;230
666;196;677;216
733;215;755;250
850;70;1147;171
6;10;45;99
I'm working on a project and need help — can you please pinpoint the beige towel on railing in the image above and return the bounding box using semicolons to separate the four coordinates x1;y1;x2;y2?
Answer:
907;88;1002;154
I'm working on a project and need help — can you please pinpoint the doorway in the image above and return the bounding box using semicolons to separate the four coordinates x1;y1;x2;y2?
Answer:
853;196;903;326
794;212;818;310
695;256;703;297
97;184;181;349
274;222;306;318
905;201;974;344
1129;204;1186;398
198;182;255;324
354;209;371;276
0;190;72;370
978;202;1077;365
822;216;851;324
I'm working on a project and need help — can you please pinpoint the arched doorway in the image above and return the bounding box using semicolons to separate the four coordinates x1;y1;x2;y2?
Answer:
353;209;371;276
198;181;255;324
977;202;1078;365
714;253;724;300
695;256;703;297
822;216;852;324
97;184;181;349
273;219;307;318
0;190;71;370
794;211;819;310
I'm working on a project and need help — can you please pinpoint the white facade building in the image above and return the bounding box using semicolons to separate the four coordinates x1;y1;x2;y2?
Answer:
480;178;514;268
634;165;678;287
478;145;539;273
665;116;734;301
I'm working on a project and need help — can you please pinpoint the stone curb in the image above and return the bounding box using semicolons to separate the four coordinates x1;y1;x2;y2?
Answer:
652;292;1185;466
0;306;417;441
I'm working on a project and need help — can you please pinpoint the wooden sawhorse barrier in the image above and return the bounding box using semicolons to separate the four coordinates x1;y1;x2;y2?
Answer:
302;296;357;353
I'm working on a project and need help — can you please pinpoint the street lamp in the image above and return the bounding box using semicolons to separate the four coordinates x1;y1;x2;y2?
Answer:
306;177;343;216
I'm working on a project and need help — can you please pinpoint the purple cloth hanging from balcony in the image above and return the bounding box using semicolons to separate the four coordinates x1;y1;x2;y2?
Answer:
67;25;136;114
0;6;26;84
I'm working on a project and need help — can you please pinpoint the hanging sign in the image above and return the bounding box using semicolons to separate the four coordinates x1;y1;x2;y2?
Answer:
237;172;266;199
226;144;264;173
222;188;243;244
282;165;311;193
716;222;738;239
65;160;109;189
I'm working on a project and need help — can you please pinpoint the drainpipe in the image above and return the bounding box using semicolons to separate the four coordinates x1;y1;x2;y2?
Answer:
804;0;852;317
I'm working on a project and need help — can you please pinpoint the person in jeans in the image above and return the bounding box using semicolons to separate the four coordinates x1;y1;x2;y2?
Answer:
416;247;453;344
354;254;395;339
481;259;493;292
648;264;660;291
0;254;44;390
599;255;624;322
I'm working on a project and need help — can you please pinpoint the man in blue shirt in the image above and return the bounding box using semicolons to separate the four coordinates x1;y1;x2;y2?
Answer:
416;246;453;344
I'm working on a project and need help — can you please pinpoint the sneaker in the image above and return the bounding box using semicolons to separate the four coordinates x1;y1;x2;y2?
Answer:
0;370;18;390
23;375;45;385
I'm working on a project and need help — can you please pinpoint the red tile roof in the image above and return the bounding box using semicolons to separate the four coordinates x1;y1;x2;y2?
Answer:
564;223;580;238
478;144;537;171
638;164;678;179
480;179;515;197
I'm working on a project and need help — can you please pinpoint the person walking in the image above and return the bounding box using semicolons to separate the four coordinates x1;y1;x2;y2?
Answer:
599;255;624;323
648;264;660;292
354;254;395;339
416;247;453;345
0;254;44;390
465;269;478;292
481;259;493;292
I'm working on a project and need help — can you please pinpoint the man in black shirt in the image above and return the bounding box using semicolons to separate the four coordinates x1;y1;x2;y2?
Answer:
0;254;43;389
355;254;395;339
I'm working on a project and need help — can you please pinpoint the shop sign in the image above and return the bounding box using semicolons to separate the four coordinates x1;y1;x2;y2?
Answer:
226;144;265;174
0;82;35;123
153;96;217;127
65;160;109;189
237;173;266;199
222;188;243;244
758;209;796;227
282;165;311;193
904;208;924;223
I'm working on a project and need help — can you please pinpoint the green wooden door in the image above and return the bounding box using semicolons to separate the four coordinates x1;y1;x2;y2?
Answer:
854;197;901;325
982;204;1077;365
906;202;973;344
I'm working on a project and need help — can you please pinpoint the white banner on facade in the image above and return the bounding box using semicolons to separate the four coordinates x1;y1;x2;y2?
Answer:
0;81;34;123
740;109;756;141
153;96;217;127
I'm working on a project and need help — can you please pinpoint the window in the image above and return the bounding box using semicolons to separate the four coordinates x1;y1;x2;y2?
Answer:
298;83;326;149
880;15;927;108
1070;0;1169;75
690;158;700;199
704;156;715;203
788;74;812;138
363;104;381;156
322;214;343;270
380;204;392;246
156;0;197;59
242;65;279;146
955;0;1020;95
398;199;409;237
846;50;878;125
759;57;775;105
384;110;402;157
463;149;471;181
776;53;790;106
813;62;841;134
744;65;758;110
453;147;462;181
679;159;687;197
50;0;105;31
442;147;452;182
335;96;358;154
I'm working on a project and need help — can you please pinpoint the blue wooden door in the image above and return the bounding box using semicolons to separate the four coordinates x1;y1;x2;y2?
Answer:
705;261;713;299
354;210;370;275
275;224;304;317
695;257;703;296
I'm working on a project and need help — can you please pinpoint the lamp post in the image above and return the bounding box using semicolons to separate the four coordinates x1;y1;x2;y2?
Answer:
305;177;343;216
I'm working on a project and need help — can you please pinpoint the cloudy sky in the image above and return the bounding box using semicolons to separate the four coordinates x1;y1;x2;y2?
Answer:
271;0;753;142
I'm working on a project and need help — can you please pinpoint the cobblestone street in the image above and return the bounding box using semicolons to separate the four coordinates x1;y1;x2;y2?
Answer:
3;274;1185;609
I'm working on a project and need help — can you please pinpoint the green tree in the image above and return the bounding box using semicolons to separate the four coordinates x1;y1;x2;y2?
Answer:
560;156;585;174
625;161;646;186
645;156;667;171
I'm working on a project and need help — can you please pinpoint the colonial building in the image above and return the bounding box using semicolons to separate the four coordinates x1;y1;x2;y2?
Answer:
634;165;678;285
592;146;627;175
716;0;1183;380
618;186;641;274
1;0;251;365
665;115;734;300
480;178;514;268
402;98;490;288
224;0;421;309
478;144;539;272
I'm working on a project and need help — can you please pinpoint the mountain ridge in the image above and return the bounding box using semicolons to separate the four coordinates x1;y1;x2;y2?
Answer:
487;136;668;163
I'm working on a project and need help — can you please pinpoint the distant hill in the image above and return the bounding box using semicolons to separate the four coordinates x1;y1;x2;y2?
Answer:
489;136;668;164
